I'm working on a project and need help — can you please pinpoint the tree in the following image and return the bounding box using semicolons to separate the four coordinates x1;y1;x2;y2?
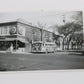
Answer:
57;22;83;50
71;11;83;25
36;22;47;41
37;22;47;29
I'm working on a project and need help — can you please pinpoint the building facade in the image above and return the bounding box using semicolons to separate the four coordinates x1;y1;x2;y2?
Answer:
0;19;58;53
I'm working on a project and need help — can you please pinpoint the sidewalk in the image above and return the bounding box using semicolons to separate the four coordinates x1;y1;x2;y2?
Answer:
0;50;83;55
57;49;84;55
55;52;82;55
0;51;6;53
0;51;32;54
12;51;32;54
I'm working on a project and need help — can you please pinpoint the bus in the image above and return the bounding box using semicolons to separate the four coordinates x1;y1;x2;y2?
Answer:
32;41;57;53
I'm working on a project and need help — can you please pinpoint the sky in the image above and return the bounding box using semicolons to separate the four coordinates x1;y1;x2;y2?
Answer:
0;11;79;26
0;11;82;34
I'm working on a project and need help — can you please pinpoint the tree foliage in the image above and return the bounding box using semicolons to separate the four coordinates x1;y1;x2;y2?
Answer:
37;22;47;29
58;22;83;37
57;21;83;49
71;11;83;25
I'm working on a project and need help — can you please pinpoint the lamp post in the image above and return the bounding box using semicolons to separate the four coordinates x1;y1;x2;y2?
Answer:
63;15;65;24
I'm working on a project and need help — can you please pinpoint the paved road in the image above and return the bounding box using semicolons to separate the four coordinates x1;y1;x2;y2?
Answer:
0;52;84;71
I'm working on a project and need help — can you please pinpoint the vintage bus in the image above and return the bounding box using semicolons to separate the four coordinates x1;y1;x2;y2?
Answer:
32;41;57;53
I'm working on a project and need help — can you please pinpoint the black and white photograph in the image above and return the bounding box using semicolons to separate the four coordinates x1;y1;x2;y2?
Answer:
0;11;83;71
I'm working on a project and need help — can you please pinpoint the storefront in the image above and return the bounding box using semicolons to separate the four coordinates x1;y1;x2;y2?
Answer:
0;36;29;52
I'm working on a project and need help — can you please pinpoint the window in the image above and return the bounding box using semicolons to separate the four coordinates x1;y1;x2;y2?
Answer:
0;26;10;35
1;26;7;35
7;26;10;34
4;27;7;34
2;27;5;34
0;27;1;35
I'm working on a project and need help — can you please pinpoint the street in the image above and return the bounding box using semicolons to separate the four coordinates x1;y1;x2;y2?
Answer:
0;52;84;71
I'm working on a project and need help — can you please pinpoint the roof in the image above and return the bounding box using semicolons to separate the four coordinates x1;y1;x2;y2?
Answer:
0;18;31;25
32;41;55;44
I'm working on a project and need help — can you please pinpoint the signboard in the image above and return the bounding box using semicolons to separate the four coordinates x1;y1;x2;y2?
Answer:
18;26;25;36
10;26;17;34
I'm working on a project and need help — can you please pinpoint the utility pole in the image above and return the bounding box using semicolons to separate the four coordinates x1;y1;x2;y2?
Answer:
62;15;66;50
41;26;43;41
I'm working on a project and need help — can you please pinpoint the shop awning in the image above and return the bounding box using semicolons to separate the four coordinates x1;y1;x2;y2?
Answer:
0;38;29;44
18;38;29;44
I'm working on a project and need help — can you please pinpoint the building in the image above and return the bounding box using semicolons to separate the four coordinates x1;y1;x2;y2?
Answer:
0;19;59;53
